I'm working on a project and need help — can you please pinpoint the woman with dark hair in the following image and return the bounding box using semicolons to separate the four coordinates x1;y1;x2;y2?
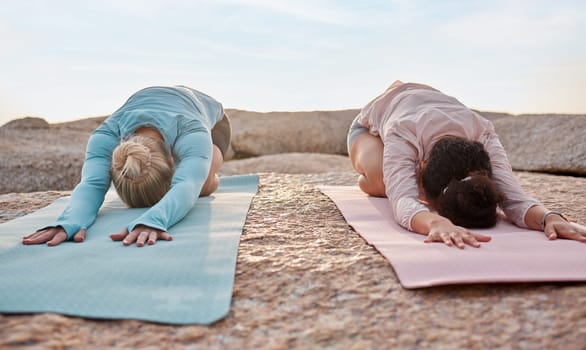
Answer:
348;80;586;248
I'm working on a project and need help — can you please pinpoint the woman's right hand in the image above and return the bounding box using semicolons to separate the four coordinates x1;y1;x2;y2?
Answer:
22;227;87;246
424;219;492;249
110;225;173;247
412;212;492;249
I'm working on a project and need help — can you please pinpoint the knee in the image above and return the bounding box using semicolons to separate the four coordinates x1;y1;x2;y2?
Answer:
200;147;223;197
200;174;219;197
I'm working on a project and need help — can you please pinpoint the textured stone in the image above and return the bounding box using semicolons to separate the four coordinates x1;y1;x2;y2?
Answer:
490;114;586;175
225;108;358;158
1;171;585;349
1;111;585;195
0;124;89;194
1;117;50;129
220;153;354;175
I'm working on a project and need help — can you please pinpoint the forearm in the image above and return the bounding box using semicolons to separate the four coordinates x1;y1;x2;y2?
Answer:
128;131;212;232
54;132;117;238
524;205;567;232
382;134;429;230
56;181;108;238
128;181;201;232
484;134;541;227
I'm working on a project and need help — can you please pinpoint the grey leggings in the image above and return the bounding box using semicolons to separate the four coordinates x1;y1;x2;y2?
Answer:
347;114;368;153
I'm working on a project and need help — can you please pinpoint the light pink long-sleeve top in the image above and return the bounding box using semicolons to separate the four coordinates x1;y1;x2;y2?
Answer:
356;81;541;231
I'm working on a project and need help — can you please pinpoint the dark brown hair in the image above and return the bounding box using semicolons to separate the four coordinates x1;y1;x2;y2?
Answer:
421;136;505;228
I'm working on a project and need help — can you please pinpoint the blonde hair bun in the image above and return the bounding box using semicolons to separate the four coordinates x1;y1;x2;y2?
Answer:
112;140;152;181
111;135;173;208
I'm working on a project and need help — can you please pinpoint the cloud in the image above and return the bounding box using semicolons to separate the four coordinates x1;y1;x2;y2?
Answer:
0;23;29;55
437;4;585;50
82;0;169;19
68;62;228;79
190;37;306;62
211;0;366;25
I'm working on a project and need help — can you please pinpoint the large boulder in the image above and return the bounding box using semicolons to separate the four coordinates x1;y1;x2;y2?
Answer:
1;117;50;129
226;109;586;175
1;111;585;194
225;108;358;159
0;120;89;194
490;114;586;175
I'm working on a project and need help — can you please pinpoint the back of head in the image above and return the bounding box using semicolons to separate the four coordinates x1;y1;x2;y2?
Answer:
422;136;505;228
111;135;173;208
435;172;503;228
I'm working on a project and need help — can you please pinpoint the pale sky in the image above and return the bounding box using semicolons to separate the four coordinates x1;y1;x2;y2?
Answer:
1;0;585;125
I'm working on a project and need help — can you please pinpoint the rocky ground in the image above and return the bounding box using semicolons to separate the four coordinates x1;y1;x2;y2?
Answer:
1;111;585;194
1;170;585;349
0;113;585;349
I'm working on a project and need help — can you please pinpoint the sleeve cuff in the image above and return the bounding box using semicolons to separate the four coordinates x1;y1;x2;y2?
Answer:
394;197;430;231
41;223;80;240
127;221;167;234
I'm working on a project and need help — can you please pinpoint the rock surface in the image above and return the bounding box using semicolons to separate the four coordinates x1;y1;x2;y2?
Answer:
219;153;354;175
491;114;586;175
226;108;358;158
1;117;50;129
1;171;585;349
2;107;585;348
0;120;89;193
1;110;585;194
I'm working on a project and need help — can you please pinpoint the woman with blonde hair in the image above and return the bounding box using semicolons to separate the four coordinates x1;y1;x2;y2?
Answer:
22;85;231;247
348;80;586;248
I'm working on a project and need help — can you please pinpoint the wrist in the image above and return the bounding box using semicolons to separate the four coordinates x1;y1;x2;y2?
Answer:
411;211;444;235
540;211;568;231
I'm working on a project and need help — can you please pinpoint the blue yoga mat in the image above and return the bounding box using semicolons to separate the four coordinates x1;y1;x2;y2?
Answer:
0;175;258;325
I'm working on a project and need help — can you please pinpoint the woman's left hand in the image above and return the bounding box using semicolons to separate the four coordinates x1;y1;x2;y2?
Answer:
110;224;173;247
544;221;586;242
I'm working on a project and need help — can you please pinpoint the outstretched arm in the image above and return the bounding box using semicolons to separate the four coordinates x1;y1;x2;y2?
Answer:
22;131;119;246
483;133;541;227
524;206;586;242
382;134;490;248
483;133;586;242
111;130;213;246
111;143;224;247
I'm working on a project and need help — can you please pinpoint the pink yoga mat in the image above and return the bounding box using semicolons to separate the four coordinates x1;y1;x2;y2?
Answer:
320;186;586;289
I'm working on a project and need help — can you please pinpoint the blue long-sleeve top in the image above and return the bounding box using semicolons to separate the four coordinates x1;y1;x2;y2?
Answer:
53;86;224;239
